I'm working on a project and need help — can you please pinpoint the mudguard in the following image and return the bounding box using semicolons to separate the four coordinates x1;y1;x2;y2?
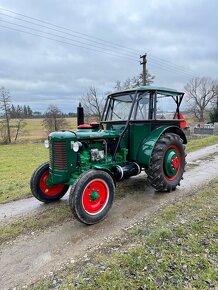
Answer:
136;125;187;166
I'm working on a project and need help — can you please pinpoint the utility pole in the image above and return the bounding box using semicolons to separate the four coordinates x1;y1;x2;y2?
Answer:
140;53;147;86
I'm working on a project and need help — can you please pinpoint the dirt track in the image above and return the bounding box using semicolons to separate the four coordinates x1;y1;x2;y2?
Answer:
0;145;218;290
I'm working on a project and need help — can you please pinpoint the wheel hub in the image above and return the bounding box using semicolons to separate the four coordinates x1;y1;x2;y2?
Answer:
172;157;179;169
90;190;100;201
164;146;181;179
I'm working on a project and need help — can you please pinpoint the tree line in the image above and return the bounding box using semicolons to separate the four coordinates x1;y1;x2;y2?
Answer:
0;103;77;119
1;71;218;144
9;105;33;118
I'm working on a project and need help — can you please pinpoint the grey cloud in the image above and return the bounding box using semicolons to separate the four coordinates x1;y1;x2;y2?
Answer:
0;0;217;112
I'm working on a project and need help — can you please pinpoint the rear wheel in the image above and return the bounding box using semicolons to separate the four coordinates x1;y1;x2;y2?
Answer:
30;162;69;202
69;170;115;225
147;133;186;191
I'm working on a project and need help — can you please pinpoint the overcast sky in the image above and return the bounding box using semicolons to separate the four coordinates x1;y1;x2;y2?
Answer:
0;0;217;112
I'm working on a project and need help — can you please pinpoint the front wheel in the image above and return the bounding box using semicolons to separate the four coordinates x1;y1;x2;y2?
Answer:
30;162;69;203
147;133;186;191
69;170;115;225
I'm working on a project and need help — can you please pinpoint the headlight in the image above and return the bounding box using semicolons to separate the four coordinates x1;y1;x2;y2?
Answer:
71;141;80;152
44;139;49;148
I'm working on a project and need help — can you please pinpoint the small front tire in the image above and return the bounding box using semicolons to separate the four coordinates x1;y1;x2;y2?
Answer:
69;170;115;225
30;162;69;203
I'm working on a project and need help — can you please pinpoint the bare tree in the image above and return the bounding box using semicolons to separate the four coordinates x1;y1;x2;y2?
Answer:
184;77;217;122
0;87;11;143
210;84;218;123
114;71;155;91
81;86;104;122
14;119;27;141
42;105;69;132
212;83;218;108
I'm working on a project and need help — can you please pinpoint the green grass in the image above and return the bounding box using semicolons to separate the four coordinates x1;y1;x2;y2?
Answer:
186;135;218;152
0;203;71;245
30;180;218;290
0;143;47;203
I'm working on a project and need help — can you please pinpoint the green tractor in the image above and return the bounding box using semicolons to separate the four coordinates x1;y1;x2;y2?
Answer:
31;86;187;225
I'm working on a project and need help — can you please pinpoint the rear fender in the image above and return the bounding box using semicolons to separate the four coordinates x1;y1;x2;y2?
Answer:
136;126;187;167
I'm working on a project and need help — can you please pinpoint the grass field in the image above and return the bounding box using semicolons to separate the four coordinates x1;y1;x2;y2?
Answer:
0;135;218;204
9;118;77;141
30;180;218;290
186;135;218;152
0;143;47;203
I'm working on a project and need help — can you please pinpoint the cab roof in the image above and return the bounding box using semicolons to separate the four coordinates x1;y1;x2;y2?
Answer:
112;86;184;96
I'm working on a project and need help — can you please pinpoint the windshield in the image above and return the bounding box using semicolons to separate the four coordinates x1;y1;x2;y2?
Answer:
156;94;178;119
105;93;135;121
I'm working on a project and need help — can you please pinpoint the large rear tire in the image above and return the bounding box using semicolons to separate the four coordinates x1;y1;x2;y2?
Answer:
147;133;186;191
69;170;115;225
30;162;69;203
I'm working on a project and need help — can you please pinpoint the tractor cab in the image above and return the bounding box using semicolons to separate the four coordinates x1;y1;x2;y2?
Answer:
101;86;186;125
100;86;187;162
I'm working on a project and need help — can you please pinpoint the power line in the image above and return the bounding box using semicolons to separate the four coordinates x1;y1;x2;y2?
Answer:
149;61;193;79
0;7;200;77
0;11;196;77
0;12;138;58
0;24;138;63
0;7;201;78
0;22;196;79
0;7;139;54
149;59;195;78
0;19;138;61
149;55;197;76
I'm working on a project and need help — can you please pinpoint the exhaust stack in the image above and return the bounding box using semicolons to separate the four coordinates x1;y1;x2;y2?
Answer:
77;102;84;126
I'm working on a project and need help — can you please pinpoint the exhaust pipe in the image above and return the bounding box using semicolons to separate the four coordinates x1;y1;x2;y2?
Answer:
112;162;141;181
77;102;84;126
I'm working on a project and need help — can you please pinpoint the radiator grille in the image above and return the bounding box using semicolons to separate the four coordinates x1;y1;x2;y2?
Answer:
50;141;67;170
49;142;52;167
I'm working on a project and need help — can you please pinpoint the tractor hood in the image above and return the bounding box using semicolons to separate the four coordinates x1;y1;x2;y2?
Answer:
49;128;119;141
76;128;119;140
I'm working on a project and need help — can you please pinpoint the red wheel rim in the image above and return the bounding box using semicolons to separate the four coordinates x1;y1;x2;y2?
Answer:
82;179;109;215
39;171;65;197
164;145;181;181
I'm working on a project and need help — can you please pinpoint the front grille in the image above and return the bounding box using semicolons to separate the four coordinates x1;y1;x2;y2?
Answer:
49;142;52;167
50;141;67;170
